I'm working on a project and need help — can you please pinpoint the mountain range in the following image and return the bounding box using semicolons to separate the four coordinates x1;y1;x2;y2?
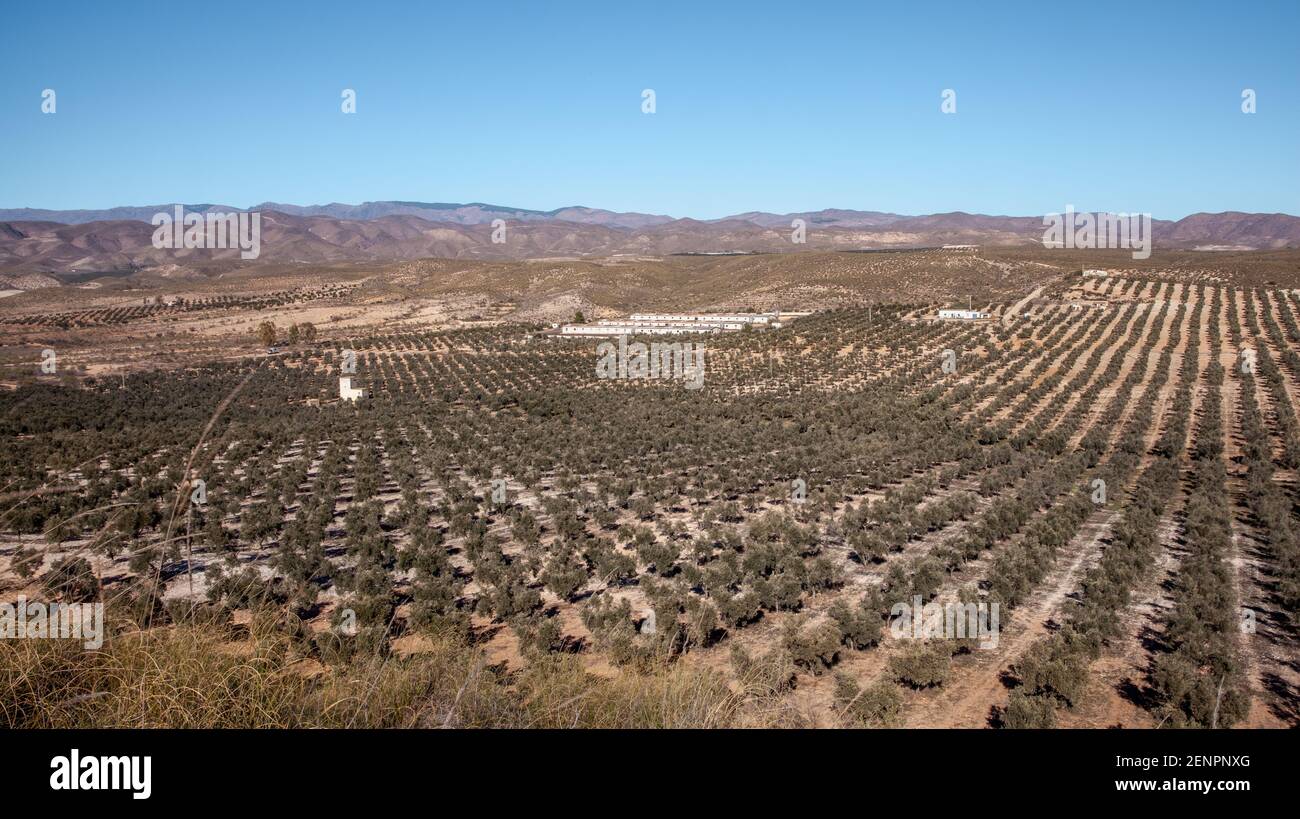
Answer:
1;202;1297;277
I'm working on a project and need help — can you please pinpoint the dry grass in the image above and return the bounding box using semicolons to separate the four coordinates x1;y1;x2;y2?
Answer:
0;615;800;728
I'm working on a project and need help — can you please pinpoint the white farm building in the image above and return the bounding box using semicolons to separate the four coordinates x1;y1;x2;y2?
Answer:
558;312;783;337
627;313;774;325
937;309;989;320
339;376;365;401
561;322;741;337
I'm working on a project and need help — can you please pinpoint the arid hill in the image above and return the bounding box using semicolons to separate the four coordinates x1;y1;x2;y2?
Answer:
2;205;1297;276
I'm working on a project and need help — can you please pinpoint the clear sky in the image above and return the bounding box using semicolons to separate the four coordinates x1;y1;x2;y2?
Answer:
2;0;1297;219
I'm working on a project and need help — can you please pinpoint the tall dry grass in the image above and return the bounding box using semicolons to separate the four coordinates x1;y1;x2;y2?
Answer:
0;615;800;728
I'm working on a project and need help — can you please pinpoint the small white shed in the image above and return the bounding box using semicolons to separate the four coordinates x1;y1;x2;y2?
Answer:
339;377;365;402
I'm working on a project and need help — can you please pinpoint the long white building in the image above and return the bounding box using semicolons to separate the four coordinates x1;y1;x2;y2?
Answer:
937;309;989;320
561;322;741;336
628;313;774;324
595;318;745;329
558;311;787;337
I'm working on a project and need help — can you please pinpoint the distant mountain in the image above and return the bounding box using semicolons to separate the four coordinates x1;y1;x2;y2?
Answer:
0;212;632;274
1158;211;1300;249
720;209;905;228
0;204;245;225
0;201;677;230
0;204;1296;276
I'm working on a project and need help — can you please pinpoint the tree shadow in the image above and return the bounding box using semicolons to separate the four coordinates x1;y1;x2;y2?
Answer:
1117;675;1161;711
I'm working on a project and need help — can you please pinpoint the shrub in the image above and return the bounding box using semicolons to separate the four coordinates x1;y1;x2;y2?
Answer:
835;674;902;727
40;556;100;603
1002;690;1057;728
827;594;882;650
781;617;842;674
1013;638;1087;707
887;643;951;689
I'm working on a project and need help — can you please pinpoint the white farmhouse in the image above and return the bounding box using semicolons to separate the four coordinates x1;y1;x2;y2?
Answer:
937;309;989;320
339;376;365;402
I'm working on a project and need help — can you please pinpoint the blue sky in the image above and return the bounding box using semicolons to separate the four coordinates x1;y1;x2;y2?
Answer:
2;0;1297;219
